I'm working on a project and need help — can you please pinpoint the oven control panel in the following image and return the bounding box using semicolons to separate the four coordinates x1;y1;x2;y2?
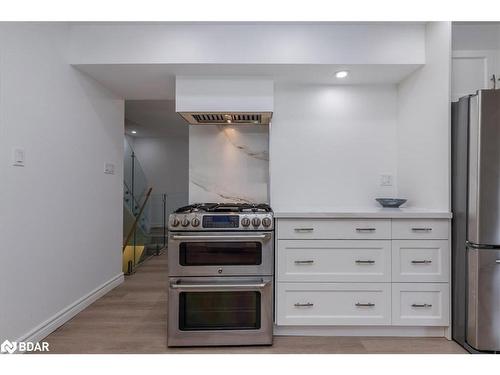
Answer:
169;213;274;231
202;215;239;229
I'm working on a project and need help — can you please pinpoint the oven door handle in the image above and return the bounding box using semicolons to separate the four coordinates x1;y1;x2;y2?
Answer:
170;280;270;290
170;234;270;241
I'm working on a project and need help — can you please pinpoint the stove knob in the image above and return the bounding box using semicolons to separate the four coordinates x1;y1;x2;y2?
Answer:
241;217;251;227
181;218;190;227
262;217;272;227
191;217;200;227
252;217;261;227
171;217;180;227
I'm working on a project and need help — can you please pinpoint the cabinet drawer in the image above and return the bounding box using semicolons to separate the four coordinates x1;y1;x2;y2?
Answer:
278;240;391;282
392;283;450;326
277;219;391;240
392;219;449;239
277;283;391;325
392;240;450;282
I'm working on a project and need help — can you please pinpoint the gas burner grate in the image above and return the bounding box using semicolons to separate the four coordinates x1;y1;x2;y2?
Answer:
175;203;272;214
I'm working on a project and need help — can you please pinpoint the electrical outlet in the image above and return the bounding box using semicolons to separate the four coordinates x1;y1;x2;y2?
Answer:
380;174;393;187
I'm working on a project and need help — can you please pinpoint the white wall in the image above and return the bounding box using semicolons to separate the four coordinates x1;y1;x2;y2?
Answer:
68;23;425;65
0;24;124;342
397;22;451;211
270;84;398;211
131;136;189;219
452;23;500;51
270;23;452;212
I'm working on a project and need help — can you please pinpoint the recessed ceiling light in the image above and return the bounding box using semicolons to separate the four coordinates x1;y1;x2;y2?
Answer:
131;130;137;134
335;70;349;79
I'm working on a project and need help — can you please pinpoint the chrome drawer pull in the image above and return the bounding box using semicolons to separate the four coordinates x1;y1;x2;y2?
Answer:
356;228;376;232
294;260;314;265
294;302;314;307
355;260;375;264
411;260;432;264
411;227;432;232
412;303;432;308
355;302;375;307
496;260;500;264
294;228;314;233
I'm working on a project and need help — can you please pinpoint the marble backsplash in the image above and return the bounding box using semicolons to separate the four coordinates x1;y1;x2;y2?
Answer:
189;124;269;204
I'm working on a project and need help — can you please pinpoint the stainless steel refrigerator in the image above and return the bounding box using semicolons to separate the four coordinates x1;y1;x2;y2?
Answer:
452;89;500;353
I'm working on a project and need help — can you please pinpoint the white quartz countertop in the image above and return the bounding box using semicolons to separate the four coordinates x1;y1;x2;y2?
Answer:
274;208;452;219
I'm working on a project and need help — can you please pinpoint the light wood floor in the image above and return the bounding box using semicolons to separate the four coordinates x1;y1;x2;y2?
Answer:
42;253;467;354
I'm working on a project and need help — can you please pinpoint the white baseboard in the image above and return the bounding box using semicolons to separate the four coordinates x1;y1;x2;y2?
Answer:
16;273;124;344
274;325;447;337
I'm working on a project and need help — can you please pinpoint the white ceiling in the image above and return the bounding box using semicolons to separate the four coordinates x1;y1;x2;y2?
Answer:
75;63;422;100
125;100;188;138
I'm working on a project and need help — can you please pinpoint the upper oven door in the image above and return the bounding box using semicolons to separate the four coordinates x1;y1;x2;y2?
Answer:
168;231;274;277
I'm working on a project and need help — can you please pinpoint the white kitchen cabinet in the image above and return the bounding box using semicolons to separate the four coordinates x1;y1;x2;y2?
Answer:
392;240;450;282
391;219;449;240
277;282;391;326
277;240;391;282
277;219;391;240
275;215;451;335
392;283;450;326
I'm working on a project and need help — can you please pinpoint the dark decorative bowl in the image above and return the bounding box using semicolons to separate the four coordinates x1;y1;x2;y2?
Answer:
376;198;407;208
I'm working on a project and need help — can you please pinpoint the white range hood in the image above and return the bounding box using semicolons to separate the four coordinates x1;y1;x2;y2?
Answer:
175;77;274;125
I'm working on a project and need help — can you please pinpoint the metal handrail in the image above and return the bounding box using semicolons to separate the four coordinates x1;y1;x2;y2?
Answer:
162;193;167;251
122;187;153;252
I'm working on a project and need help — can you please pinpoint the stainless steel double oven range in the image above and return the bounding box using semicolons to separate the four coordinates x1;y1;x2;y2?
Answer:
167;203;274;347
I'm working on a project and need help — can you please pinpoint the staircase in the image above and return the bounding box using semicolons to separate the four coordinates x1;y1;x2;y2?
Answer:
123;138;167;274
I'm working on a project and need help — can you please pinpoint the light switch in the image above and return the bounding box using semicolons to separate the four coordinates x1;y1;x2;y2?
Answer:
12;148;25;167
104;162;115;175
380;174;393;187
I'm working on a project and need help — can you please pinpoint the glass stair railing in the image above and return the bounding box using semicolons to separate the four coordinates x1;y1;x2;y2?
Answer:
122;137;188;274
122;137;167;274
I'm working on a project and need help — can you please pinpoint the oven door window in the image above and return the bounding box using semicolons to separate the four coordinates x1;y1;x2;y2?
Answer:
179;291;261;331
179;242;262;266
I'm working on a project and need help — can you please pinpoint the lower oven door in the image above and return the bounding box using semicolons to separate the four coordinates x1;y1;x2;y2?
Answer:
168;231;274;277
168;276;273;347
